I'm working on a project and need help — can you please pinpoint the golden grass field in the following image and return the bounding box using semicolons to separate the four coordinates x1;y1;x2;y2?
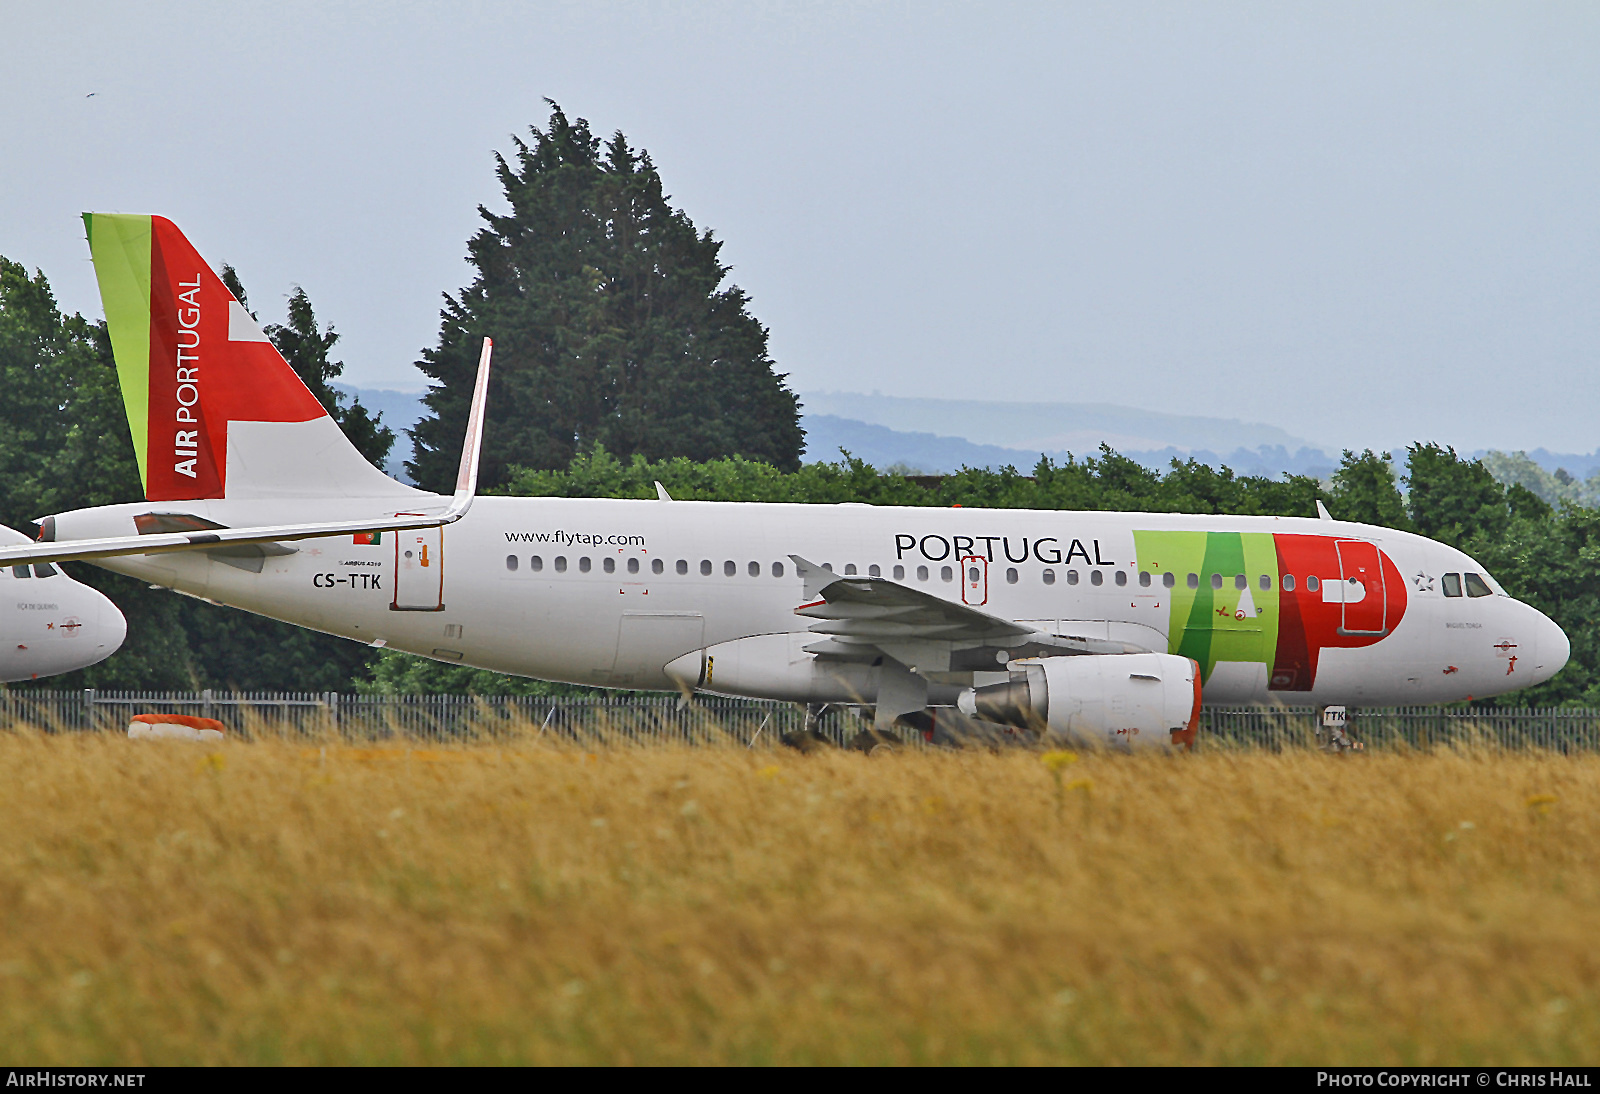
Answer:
0;728;1596;1065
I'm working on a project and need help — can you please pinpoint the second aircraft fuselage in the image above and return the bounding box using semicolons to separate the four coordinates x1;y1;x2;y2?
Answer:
52;493;1568;706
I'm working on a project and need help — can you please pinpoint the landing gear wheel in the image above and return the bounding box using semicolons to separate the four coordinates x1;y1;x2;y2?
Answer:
847;728;903;755
780;729;832;753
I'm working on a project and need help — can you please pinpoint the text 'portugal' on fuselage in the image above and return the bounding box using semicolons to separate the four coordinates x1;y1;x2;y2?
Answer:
9;212;1570;750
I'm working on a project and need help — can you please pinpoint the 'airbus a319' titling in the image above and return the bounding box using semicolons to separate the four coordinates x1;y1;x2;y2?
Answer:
0;214;1567;747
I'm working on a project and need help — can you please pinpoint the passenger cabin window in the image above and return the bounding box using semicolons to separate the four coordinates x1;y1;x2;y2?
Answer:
1187;573;1199;589
772;562;785;577
844;564;857;576
676;559;688;575
724;561;736;577
651;559;663;574
554;556;568;573
531;556;544;572
1090;570;1104;587
1115;571;1127;587
1306;575;1319;592
1234;574;1247;590
1163;572;1176;589
869;564;881;577
893;565;905;580
917;565;929;581
579;557;592;573
700;560;712;576
603;557;616;574
968;565;981;583
748;561;760;577
1464;572;1493;598
1283;574;1294;591
1211;573;1223;590
1064;570;1077;585
629;558;641;574
506;555;518;572
1043;569;1056;585
1006;567;1019;584
940;566;953;582
1259;575;1271;590
1139;571;1151;588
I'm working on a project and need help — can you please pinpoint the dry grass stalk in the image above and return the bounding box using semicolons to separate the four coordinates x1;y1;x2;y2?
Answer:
0;722;1595;1065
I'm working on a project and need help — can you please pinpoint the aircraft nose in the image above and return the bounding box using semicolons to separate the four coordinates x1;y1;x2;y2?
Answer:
99;597;127;655
1531;608;1569;685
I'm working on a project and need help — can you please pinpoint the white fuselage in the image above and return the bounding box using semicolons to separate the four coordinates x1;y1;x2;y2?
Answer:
52;493;1567;706
0;529;126;683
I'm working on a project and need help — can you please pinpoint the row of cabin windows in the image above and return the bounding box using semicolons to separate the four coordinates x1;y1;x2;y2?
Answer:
505;555;793;577
7;564;56;579
500;555;1485;598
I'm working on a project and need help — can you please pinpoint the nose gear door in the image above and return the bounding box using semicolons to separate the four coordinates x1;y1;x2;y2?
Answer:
393;525;444;611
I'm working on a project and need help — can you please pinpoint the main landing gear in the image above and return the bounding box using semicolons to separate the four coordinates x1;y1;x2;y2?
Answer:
779;703;907;753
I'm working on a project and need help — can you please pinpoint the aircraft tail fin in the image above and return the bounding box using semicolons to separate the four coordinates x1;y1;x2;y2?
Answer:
82;213;415;502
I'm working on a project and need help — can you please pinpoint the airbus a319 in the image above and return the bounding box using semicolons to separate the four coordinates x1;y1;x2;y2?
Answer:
0;214;1568;746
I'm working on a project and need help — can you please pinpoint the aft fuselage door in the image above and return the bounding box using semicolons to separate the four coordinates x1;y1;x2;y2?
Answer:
392;524;444;611
961;554;988;606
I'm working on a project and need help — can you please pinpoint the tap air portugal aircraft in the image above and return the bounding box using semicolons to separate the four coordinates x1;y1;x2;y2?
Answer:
0;526;125;681
0;213;1570;748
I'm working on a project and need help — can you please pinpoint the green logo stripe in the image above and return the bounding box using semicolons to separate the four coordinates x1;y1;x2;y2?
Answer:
1135;530;1281;683
83;213;152;492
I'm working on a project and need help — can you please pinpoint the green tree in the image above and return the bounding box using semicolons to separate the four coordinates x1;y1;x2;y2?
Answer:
1404;443;1508;542
409;102;803;493
1329;449;1411;529
0;257;200;688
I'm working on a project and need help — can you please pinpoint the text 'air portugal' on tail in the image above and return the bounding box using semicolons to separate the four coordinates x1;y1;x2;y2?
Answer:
83;213;414;502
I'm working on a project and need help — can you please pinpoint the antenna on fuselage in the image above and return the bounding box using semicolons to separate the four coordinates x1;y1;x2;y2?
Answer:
1315;500;1333;521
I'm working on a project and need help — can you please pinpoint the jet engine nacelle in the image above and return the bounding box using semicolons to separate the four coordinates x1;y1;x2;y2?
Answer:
956;653;1201;750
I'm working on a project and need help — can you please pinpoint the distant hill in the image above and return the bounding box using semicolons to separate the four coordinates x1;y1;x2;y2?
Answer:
335;383;1600;487
800;414;1338;478
799;390;1325;457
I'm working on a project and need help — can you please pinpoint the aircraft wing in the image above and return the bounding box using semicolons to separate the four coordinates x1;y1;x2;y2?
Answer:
0;338;493;569
788;554;1146;673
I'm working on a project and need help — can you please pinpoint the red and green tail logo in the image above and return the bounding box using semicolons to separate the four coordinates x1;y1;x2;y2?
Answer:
83;213;328;501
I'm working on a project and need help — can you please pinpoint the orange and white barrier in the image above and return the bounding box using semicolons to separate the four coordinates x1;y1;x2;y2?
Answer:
127;713;226;741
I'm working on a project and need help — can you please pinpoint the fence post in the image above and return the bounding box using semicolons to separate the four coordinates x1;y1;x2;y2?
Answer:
201;688;212;721
83;688;96;731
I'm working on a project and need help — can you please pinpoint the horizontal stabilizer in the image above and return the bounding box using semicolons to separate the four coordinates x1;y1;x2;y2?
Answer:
14;339;494;569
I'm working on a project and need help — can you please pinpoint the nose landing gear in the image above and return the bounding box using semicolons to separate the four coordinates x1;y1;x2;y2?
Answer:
1316;704;1364;752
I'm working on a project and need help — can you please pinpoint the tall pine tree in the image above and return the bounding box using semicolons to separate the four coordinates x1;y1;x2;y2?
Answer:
409;102;804;492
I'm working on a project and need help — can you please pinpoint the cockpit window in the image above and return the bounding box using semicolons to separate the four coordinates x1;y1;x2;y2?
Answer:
1442;573;1462;597
1464;572;1493;598
33;564;56;578
11;566;29;579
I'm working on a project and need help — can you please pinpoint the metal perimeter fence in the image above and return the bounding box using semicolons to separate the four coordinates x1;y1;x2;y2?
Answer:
0;689;1597;751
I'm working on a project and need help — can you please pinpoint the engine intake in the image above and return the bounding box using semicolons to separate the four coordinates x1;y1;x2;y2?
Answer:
957;653;1200;749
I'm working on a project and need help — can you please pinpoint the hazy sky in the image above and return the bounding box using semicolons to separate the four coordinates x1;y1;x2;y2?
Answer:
4;2;1598;452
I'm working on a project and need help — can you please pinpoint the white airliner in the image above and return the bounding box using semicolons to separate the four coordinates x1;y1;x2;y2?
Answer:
0;214;1569;747
0;526;125;682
